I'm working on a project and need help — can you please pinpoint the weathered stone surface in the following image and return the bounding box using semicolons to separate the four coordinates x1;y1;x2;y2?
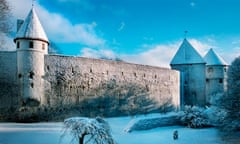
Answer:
0;53;180;121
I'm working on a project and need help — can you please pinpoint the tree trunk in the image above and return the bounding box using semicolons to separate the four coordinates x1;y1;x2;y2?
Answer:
79;133;86;144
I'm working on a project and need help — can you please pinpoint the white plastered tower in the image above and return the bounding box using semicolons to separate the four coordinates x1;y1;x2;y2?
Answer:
14;8;49;106
204;48;228;104
170;38;206;106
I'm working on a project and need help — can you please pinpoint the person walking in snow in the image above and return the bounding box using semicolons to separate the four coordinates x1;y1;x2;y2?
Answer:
173;130;178;140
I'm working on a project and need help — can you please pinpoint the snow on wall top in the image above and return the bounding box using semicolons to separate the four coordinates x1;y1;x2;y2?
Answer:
204;48;228;66
14;8;49;43
170;39;205;65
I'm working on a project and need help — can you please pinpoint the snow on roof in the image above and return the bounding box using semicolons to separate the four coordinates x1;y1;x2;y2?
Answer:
14;8;49;43
204;48;228;66
170;39;205;65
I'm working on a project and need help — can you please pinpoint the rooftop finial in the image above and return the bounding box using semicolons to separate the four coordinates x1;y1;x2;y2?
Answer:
32;0;36;7
184;30;188;39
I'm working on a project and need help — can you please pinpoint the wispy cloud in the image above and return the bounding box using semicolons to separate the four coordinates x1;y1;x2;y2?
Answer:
118;22;125;31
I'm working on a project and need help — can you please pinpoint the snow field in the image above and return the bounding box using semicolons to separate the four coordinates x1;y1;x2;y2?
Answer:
0;115;224;144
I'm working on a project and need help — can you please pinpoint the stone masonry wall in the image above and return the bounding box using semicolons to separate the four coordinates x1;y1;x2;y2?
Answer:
0;52;180;121
43;55;180;118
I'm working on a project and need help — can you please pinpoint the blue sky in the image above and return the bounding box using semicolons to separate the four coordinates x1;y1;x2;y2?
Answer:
6;0;240;67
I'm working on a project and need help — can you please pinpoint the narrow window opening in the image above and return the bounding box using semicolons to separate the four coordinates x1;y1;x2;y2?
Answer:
71;67;74;74
18;73;22;78
47;65;50;70
42;43;45;50
219;78;223;83
155;75;157;79
143;73;146;77
134;72;137;77
30;83;34;88
17;42;20;49
29;71;34;79
90;68;92;73
121;72;124;76
29;41;34;48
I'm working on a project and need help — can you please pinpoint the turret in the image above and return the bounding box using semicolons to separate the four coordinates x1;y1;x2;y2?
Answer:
170;38;206;106
204;48;228;104
14;8;49;106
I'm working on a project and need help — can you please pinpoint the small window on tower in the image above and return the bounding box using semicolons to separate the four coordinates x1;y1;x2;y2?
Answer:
29;71;34;79
30;83;34;88
17;42;20;48
219;78;223;83
42;43;45;50
29;41;34;48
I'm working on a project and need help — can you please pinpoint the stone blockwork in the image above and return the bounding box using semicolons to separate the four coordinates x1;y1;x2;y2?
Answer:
42;55;180;118
0;52;180;121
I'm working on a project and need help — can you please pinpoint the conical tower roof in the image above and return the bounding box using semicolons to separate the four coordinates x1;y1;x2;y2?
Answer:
170;39;205;65
14;8;49;44
204;48;228;66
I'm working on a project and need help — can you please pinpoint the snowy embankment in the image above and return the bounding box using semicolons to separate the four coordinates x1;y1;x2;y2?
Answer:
124;112;181;132
0;114;224;144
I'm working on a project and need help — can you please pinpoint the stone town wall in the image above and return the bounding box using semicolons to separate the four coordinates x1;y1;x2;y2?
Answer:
43;55;180;117
0;52;180;121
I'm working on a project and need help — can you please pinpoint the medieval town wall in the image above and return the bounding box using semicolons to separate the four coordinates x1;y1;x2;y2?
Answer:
43;55;180;117
0;52;180;121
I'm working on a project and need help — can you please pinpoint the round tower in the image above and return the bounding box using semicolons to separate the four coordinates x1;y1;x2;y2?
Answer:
14;8;49;106
170;38;206;107
204;48;228;104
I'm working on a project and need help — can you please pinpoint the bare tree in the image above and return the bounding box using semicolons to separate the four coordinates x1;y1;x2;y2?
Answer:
0;0;12;47
62;117;116;144
0;0;11;33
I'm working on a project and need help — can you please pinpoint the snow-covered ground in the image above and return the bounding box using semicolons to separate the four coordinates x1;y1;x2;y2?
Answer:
0;115;224;144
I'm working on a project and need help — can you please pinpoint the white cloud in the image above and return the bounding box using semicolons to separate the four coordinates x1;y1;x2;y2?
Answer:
7;0;105;47
187;38;214;56
78;39;213;68
121;39;213;68
121;43;179;68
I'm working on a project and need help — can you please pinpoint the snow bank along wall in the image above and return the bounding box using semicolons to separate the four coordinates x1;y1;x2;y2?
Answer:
0;53;180;121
